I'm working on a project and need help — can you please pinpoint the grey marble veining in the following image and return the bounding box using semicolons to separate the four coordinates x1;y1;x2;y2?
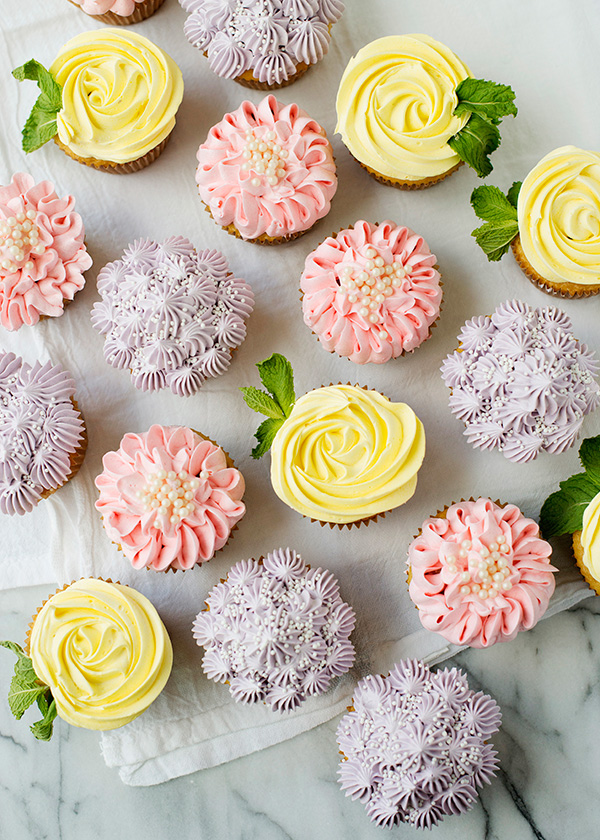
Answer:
1;585;600;840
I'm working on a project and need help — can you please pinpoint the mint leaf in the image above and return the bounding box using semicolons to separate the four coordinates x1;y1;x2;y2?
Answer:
454;78;517;124
579;436;600;489
507;181;522;208
540;474;600;538
240;387;285;420
12;59;62;153
471;185;517;222
251;417;284;459
0;641;27;660
472;219;519;261
448;113;500;178
0;640;48;719
257;354;295;417
30;698;57;741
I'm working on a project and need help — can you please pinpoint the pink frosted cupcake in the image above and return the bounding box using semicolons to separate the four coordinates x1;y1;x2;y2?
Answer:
301;220;442;363
196;95;337;244
407;498;557;648
95;425;246;572
68;0;166;25
0;174;91;331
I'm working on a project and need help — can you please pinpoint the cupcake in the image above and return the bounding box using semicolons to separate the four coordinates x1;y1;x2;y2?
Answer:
0;352;86;516
68;0;166;25
300;220;442;363
540;435;600;595
0;578;172;738
336;660;501;829
180;0;344;89
196;95;337;244
471;147;600;297
441;299;600;463
95;425;246;572
407;498;557;648
336;34;516;189
13;30;183;173
192;547;355;711
0;173;92;330
91;237;254;395
240;353;425;526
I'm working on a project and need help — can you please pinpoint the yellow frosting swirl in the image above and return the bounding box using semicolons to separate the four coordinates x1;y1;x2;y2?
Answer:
517;146;600;286
335;35;471;181
50;29;184;164
581;491;600;581
270;385;425;523
29;579;173;730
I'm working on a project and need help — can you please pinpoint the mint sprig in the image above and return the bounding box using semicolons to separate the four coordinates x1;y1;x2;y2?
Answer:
540;436;600;539
470;182;521;261
12;59;63;153
240;354;296;459
449;78;517;177
0;641;57;740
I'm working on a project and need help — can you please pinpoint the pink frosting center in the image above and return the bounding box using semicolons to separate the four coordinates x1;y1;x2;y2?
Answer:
72;0;141;15
407;498;556;648
301;220;441;364
95;425;245;571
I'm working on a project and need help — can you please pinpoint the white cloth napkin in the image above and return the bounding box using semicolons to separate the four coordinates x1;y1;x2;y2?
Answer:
1;0;599;785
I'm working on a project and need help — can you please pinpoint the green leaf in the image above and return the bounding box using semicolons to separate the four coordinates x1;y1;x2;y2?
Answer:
471;185;517;223
12;59;62;153
0;641;27;660
22;109;58;154
448;113;501;178
257;354;295;417
0;641;48;719
240;387;285;420
13;60;62;110
454;78;517;124
472;219;519;261
579;436;600;489
251;417;284;459
30;698;57;741
507;181;522;208
540;474;600;538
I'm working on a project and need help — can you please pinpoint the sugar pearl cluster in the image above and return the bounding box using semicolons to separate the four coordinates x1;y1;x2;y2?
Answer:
0;209;44;274
137;469;202;529
447;534;513;600
241;129;289;187
338;246;412;334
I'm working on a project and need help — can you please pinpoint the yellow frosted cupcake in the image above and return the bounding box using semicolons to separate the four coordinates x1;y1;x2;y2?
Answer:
13;30;184;174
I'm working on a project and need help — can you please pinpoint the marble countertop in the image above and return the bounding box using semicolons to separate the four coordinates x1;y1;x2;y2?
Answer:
2;583;599;840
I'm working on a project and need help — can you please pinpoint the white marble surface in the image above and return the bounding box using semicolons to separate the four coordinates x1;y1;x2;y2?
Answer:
2;583;600;840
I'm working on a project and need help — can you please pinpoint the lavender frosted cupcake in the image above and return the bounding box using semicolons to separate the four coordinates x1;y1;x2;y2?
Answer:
337;660;502;830
180;0;345;89
192;548;356;712
0;352;86;515
91;237;254;395
441;299;600;463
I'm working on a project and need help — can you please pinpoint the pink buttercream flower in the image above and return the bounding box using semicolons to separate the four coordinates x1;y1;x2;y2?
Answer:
0;173;91;331
196;95;337;240
301;220;442;364
72;0;142;15
407;498;557;648
95;425;245;571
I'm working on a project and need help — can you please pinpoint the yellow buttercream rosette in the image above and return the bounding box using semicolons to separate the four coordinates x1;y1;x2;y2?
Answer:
50;29;184;164
29;579;172;730
335;34;471;183
577;491;600;591
270;385;426;524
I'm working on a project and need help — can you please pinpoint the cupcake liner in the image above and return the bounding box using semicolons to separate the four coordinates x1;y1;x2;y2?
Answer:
511;235;600;299
235;62;311;90
54;131;173;175
353;156;463;190
202;200;311;245
68;0;165;24
572;530;600;595
39;398;87;500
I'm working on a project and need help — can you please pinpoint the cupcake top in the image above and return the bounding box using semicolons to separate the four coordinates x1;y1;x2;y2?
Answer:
192;547;356;711
29;579;172;731
72;0;148;14
14;30;183;163
180;0;344;85
95;425;246;571
336;659;501;829
0;174;91;331
408;498;556;648
301;219;442;363
441;299;600;462
91;237;253;395
0;352;84;516
196;95;337;241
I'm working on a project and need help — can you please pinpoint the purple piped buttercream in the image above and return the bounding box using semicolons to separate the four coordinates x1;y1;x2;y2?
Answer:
336;660;501;830
179;0;344;85
441;299;600;463
91;237;254;396
0;352;84;516
192;548;356;712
